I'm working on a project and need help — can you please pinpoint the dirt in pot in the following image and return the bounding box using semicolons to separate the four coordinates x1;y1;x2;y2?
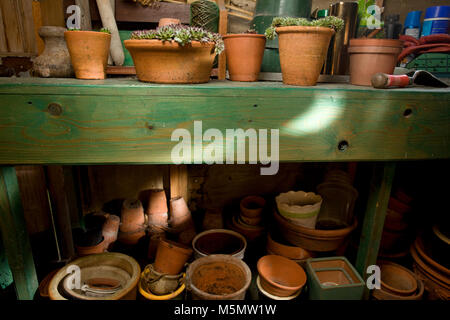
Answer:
196;232;244;255
192;262;246;295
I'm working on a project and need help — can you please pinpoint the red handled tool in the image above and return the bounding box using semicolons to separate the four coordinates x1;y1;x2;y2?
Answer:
371;70;448;89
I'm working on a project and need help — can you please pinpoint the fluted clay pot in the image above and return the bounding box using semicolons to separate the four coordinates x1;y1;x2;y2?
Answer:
64;30;111;79
240;196;266;218
120;199;145;233
33;26;73;78
154;239;193;275
102;214;120;247
169;196;193;231
223;34;266;82
147;189;169;227
158;18;181;27
257;255;307;297
277;26;335;86
124;40;216;83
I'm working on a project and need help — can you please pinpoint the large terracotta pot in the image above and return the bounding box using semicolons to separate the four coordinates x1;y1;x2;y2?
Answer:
33;26;73;78
276;26;335;86
154;239;193;275
120;199;145;233
124;40;216;83
147;189;168;227
348;38;403;86
169;196;193;231
64;31;111;79
223;34;266;81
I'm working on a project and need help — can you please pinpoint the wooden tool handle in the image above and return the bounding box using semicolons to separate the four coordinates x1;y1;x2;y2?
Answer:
371;73;411;89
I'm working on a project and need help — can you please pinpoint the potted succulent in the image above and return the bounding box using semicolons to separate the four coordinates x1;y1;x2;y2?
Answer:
64;28;111;80
265;16;344;86
223;29;266;82
124;25;224;83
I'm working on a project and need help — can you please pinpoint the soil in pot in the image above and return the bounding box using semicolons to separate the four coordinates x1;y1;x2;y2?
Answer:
154;239;193;275
277;26;335;86
193;229;246;259
64;31;111;80
223;34;266;81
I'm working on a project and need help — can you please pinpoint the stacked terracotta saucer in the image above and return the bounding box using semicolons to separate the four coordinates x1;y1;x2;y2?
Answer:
230;196;266;242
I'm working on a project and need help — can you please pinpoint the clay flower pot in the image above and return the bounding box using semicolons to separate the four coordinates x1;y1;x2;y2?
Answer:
266;233;312;261
192;229;247;260
348;38;403;86
158;18;181;27
223;33;266;81
64;30;111;79
154;239;193;275
76;237;107;256
257;255;307;297
147;189;168;227
379;261;418;296
147;227;166;260
240;195;266;218
124;40;216;83
277;26;335;86
186;254;251;300
118;229;146;246
102;214;120;247
120;199;145;233
373;277;424;300
33;26;73;78
169;196;193;231
231;215;265;242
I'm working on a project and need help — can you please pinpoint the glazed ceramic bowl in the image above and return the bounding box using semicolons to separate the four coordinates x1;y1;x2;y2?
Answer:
257;255;307;297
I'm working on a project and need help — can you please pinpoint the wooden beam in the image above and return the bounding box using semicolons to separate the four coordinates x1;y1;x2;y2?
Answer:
0;4;8;52
170;165;189;202
40;0;65;27
114;0;190;23
32;0;44;55
217;0;227;80
19;0;37;54
0;0;25;53
355;162;395;298
0;166;38;300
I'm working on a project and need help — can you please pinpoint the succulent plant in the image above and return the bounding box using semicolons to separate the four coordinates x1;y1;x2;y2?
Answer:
130;25;224;54
265;16;345;40
100;27;111;34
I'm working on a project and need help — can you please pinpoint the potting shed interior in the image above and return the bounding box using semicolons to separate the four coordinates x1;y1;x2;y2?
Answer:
0;0;449;301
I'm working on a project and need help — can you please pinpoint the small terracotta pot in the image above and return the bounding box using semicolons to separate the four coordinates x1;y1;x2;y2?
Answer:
223;34;266;82
147;189;169;227
379;261;418;296
231;215;265;242
257;255;307;297
348;38;403;86
169;196;193;230
192;229;247;260
240;195;266;218
120;199;145;233
154;239;193;275
102;214;120;247
147;227;166;260
277;26;335;86
158;18;181;27
76;237;107;256
64;30;111;79
124;40;216;83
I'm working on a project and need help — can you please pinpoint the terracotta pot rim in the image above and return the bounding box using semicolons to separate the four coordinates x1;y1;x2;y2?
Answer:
348;46;403;54
64;30;111;37
414;236;450;277
276;26;336;34
124;39;215;48
192;229;247;257
373;277;424;300
160;239;193;255
410;242;450;285
378;261;418;296
349;38;403;48
223;34;266;39
257;255;307;291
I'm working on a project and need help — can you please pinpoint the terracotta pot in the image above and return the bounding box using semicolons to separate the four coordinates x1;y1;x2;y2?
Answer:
277;26;334;86
192;229;247;260
147;189;168;227
257;255;307;297
388;197;411;215
240;213;262;226
266;233;312;261
412;263;450;300
120;199;145;233
273;207;357;252
373;277;424;300
64;30;111;79
147;227;166;260
158;18;181;27
49;253;140;300
186;254;251;300
414;236;450;278
76;237;107;256
169;196;193;231
33;26;73;78
223;34;265;81
379;261;418;296
154;239;193;275
410;242;450;287
256;275;302;300
230;215;265;242
118;228;146;245
102;214;120;247
240;195;266;218
124;40;216;83
384;208;408;232
38;269;60;298
202;208;224;230
348;38;403;86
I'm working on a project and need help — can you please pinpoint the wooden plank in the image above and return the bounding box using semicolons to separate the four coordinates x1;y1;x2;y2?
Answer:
15;166;51;235
40;0;65;27
19;0;37;54
115;0;190;23
0;166;38;300
32;0;44;55
355;162;395;298
170;165;188;202
217;0;227;80
0;5;8;52
0;0;25;53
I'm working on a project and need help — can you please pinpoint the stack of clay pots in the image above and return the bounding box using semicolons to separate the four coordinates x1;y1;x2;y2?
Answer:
410;231;449;300
140;239;192;297
119;199;146;245
256;255;307;300
230;196;266;242
372;261;424;300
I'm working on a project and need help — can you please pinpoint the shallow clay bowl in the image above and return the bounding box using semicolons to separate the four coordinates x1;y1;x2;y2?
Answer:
373;277;424;300
257;255;307;297
379;261;418;296
266;233;312;260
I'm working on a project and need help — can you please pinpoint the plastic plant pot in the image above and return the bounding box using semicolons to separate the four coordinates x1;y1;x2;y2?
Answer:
306;257;365;300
